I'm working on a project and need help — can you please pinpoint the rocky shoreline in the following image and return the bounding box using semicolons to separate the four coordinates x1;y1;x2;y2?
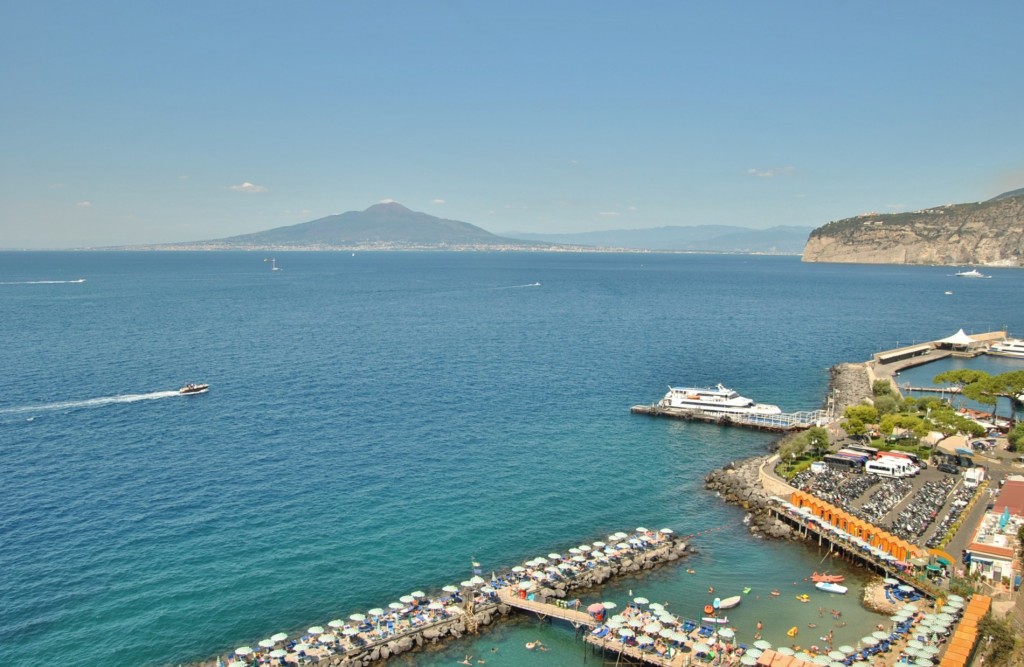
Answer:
703;362;873;541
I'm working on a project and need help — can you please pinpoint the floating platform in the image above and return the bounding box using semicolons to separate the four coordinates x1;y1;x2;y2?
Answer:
630;404;831;432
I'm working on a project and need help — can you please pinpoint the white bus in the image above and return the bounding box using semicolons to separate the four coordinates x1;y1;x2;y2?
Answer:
865;459;914;478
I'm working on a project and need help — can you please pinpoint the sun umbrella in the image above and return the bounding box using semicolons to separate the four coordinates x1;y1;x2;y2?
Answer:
602;601;617;610
645;622;664;634
259;639;275;648
368;608;384;616
830;662;847;667
741;656;758;666
660;527;674;534
937;613;954;622
898;585;915;592
328;619;345;628
428;601;444;610
470;575;485;585
293;643;310;652
718;627;734;639
914;659;933;667
606;619;623;629
813;655;832;665
307;626;324;635
883;577;899;585
754;640;772;650
638;635;654;645
319;633;336;643
693;643;711;654
269;649;287;658
234;647;253;656
518;581;534;590
649;602;665;611
399;595;415;604
919;647;940;657
628;618;644;628
872;630;889;640
904;647;920;658
633;596;649;604
889;614;905;621
349;613;366;622
460;581;474;588
568;547;582;555
828;651;846;660
411;590;425;598
588;602;605;613
388;602;404;610
794;652;813;662
270;632;288;642
658;612;677;624
907;639;925;649
747;648;763;658
902;603;919;611
619;628;635;638
572;555;588;562
341;627;359;637
548;553;562;560
593;541;607;548
861;636;879;646
947;594;964;602
776;647;796;656
616;542;631;549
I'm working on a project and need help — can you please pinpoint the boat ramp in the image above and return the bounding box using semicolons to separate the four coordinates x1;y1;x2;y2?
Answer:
630;404;832;432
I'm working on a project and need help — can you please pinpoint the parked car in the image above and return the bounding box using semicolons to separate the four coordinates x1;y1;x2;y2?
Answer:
937;463;959;474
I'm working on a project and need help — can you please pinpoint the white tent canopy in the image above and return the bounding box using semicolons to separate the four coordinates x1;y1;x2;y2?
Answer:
937;329;975;347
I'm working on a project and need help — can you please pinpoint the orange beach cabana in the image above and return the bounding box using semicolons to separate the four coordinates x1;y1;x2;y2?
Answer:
789;490;926;561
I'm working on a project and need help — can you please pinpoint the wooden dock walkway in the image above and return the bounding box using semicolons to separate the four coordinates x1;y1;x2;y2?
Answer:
498;589;694;667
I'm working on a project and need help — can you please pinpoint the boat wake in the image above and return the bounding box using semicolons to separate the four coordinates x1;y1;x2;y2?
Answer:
0;390;181;416
490;282;542;290
0;278;86;285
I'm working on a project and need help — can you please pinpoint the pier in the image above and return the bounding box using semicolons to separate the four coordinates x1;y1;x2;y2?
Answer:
197;528;690;667
630;404;832;432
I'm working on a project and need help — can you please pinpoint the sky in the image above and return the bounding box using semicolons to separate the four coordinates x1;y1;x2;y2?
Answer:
1;1;1022;248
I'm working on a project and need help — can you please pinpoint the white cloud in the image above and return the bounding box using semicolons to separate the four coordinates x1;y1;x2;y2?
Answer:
229;181;267;193
75;201;92;208
598;211;619;217
432;198;446;205
747;166;797;178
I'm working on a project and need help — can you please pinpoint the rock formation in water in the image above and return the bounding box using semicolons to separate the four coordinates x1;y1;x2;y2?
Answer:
802;188;1024;266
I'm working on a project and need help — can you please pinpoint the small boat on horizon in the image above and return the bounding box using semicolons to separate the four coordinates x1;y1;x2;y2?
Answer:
179;383;209;395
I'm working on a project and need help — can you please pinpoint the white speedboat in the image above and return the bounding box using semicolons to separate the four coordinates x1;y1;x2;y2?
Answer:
955;268;986;278
815;581;848;594
988;339;1024;359
179;383;209;395
660;383;781;415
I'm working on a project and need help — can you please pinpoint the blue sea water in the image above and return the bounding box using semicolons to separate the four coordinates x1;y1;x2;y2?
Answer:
1;252;1021;667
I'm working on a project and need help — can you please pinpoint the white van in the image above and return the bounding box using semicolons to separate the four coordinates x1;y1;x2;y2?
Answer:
865;459;913;478
876;453;921;476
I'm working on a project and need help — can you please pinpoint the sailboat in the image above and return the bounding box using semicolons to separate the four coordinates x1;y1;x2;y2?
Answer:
264;258;282;272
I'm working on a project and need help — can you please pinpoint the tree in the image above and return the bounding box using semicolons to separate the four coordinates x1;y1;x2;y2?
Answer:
872;379;893;396
874;394;899;416
806;426;830;457
845;404;879;424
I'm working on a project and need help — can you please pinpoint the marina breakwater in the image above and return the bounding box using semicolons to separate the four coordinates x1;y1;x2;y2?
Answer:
196;530;689;667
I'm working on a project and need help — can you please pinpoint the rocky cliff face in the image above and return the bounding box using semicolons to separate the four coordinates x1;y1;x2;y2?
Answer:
802;190;1024;266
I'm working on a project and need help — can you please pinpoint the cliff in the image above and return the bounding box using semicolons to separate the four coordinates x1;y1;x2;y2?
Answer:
802;189;1024;266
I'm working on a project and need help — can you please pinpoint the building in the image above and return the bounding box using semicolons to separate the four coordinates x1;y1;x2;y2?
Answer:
964;476;1023;589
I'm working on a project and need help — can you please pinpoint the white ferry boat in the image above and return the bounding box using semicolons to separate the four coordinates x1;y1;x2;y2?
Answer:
988;339;1024;359
659;383;781;415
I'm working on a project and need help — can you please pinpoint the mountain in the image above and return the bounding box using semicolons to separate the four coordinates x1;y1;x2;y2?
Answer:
802;189;1024;266
503;225;813;254
171;202;544;250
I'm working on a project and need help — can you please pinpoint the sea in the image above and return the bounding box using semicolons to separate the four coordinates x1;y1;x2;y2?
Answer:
1;252;1022;667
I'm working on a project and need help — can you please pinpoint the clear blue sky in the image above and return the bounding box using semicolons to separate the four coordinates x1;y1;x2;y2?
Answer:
2;1;1022;248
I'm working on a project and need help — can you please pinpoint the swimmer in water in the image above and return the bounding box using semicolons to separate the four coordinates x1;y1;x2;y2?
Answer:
459;656;472;665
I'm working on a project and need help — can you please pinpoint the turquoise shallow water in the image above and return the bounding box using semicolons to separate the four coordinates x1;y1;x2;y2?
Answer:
1;252;1021;667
